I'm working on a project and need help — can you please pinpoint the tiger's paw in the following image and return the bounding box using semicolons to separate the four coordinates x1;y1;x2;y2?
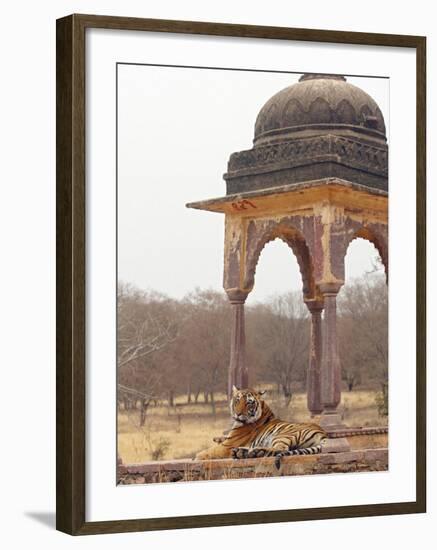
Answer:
231;447;250;459
232;447;271;459
195;450;210;460
247;447;269;458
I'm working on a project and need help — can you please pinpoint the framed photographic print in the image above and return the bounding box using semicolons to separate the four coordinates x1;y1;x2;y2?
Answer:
56;14;426;535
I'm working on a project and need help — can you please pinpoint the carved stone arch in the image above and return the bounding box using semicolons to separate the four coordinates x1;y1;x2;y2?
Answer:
243;221;316;300
347;224;388;282
334;98;357;125
254;99;279;136
281;235;316;299
283;97;306;126
308;97;333;124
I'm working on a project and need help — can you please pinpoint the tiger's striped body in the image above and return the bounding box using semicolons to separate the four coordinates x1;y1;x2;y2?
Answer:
195;387;327;466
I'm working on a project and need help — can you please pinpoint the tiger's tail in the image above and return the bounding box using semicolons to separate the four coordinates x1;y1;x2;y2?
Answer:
274;445;324;470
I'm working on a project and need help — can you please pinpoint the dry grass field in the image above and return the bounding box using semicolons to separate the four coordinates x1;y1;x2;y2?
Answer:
118;389;388;464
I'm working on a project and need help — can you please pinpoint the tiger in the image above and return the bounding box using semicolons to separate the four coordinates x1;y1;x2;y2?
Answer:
195;386;328;469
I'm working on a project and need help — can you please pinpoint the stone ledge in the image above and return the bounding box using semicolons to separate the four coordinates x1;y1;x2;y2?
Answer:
118;448;388;484
186;178;388;215
322;437;350;453
327;426;388;438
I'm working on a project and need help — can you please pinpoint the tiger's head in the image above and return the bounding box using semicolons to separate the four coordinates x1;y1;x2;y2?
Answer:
230;386;266;425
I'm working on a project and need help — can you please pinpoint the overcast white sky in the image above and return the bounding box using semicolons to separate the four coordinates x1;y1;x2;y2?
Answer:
117;65;388;303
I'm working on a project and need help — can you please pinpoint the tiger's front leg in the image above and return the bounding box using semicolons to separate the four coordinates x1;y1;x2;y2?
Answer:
195;444;233;460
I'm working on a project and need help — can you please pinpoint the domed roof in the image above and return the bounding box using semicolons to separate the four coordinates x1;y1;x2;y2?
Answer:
223;73;388;196
254;74;386;146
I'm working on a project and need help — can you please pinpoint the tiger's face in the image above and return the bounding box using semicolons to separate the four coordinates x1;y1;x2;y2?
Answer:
230;386;266;424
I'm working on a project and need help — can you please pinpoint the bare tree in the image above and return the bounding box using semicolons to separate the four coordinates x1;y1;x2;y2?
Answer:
338;275;388;390
116;272;388;426
248;292;309;406
117;283;178;425
180;289;230;415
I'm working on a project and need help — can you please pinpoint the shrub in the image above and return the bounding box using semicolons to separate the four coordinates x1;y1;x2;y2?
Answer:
375;383;388;417
151;437;171;461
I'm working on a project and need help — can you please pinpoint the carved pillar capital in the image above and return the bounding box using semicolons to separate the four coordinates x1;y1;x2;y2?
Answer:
225;288;250;305
305;298;324;314
317;281;343;296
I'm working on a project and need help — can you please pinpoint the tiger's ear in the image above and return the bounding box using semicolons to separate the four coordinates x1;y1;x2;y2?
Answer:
232;385;239;396
258;389;266;396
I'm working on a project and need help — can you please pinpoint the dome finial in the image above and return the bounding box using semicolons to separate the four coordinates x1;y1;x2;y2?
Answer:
299;73;346;82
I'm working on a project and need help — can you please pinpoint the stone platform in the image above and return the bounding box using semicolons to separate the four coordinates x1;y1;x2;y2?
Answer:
118;447;388;485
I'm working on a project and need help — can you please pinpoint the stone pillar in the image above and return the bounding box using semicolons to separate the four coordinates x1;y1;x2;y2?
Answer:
305;299;324;416
319;282;344;428
226;290;249;397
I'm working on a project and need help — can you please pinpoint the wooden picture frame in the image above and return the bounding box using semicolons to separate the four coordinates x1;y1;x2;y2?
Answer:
56;13;426;535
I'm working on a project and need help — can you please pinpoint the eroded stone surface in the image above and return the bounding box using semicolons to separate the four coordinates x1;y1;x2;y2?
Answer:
118;448;388;485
